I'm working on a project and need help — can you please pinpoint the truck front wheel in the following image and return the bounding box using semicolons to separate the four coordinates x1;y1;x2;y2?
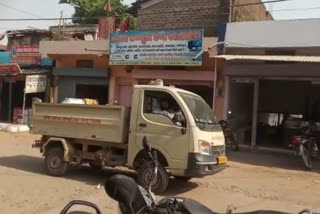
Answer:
45;147;68;176
137;162;168;194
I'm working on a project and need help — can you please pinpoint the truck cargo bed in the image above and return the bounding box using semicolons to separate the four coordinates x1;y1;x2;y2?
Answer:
31;100;130;143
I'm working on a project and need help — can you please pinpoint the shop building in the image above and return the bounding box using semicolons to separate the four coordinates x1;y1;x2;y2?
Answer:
216;19;320;148
0;30;52;124
40;40;109;104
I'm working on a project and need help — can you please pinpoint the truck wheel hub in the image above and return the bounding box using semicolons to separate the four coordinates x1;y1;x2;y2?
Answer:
49;157;61;169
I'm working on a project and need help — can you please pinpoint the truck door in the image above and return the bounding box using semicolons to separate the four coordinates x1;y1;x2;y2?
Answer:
135;90;190;169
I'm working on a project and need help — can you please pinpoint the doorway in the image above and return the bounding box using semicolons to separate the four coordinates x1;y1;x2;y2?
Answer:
117;85;132;107
228;80;254;145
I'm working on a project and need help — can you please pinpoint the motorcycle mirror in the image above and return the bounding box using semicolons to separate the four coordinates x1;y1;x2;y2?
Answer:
142;136;152;152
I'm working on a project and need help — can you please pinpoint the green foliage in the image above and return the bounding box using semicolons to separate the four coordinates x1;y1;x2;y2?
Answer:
59;0;128;26
129;16;137;30
234;8;245;22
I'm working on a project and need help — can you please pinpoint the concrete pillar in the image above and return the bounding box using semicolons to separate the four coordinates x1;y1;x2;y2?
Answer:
223;76;230;120
8;79;12;122
251;79;259;148
108;74;116;104
212;58;217;111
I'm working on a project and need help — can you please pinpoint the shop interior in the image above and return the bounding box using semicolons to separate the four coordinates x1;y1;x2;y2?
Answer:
0;79;45;124
229;79;320;148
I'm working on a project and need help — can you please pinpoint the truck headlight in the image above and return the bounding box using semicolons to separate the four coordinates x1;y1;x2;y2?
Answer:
199;140;212;156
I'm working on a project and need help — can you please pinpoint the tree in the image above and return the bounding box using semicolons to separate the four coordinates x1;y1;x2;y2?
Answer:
59;0;129;26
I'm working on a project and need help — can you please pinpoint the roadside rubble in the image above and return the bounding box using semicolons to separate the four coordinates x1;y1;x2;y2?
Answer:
0;123;29;133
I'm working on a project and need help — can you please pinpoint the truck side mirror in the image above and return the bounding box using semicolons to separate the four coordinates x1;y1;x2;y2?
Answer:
181;128;187;135
174;113;186;126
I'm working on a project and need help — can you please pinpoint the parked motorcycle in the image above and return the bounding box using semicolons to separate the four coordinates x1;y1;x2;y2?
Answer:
219;120;239;151
59;136;316;214
290;122;319;170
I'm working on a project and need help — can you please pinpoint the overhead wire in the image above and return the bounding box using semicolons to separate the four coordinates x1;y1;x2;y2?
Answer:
0;2;43;18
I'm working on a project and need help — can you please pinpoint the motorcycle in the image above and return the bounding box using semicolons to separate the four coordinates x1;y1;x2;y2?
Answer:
60;136;316;214
290;123;319;170
219;120;239;151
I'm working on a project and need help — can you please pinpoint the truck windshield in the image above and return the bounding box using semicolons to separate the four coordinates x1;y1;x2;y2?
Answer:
179;92;219;131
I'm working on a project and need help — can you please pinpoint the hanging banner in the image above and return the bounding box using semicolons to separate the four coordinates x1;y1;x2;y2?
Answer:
98;17;116;40
109;29;204;66
11;45;41;65
25;75;47;93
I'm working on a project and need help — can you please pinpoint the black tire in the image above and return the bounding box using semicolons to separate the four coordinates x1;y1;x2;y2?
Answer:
174;176;192;182
137;162;168;194
301;144;312;170
231;140;239;151
45;147;68;176
89;162;103;170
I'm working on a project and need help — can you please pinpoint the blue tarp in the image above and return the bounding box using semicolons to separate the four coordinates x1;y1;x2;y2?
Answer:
0;52;11;64
41;58;53;67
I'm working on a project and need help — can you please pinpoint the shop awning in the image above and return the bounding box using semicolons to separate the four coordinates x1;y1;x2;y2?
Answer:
0;64;21;75
214;55;320;63
21;68;50;75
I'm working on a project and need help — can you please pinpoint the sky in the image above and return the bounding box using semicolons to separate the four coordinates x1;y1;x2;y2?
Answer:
1;0;320;45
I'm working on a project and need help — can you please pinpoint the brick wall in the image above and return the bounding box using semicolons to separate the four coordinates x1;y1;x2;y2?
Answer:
136;0;272;36
233;0;273;21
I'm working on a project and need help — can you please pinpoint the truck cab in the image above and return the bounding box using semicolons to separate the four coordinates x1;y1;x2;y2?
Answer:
127;83;226;183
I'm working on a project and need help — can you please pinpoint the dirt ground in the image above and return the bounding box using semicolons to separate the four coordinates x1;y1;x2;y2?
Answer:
0;132;319;214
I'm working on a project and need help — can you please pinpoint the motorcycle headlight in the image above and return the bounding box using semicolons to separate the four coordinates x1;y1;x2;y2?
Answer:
199;140;212;155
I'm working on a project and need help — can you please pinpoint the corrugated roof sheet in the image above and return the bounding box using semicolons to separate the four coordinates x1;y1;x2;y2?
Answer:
225;19;320;48
214;55;320;63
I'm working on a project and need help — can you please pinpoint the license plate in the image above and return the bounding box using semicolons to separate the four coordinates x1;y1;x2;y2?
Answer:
218;156;227;164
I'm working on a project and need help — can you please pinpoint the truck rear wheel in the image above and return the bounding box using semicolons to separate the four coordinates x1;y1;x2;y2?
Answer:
137;162;168;194
45;147;68;176
89;162;103;170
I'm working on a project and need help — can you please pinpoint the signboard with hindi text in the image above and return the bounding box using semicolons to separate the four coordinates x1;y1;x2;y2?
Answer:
11;45;41;65
109;29;204;66
25;75;47;93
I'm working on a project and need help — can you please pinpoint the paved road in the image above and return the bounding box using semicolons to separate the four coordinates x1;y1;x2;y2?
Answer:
0;132;319;214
